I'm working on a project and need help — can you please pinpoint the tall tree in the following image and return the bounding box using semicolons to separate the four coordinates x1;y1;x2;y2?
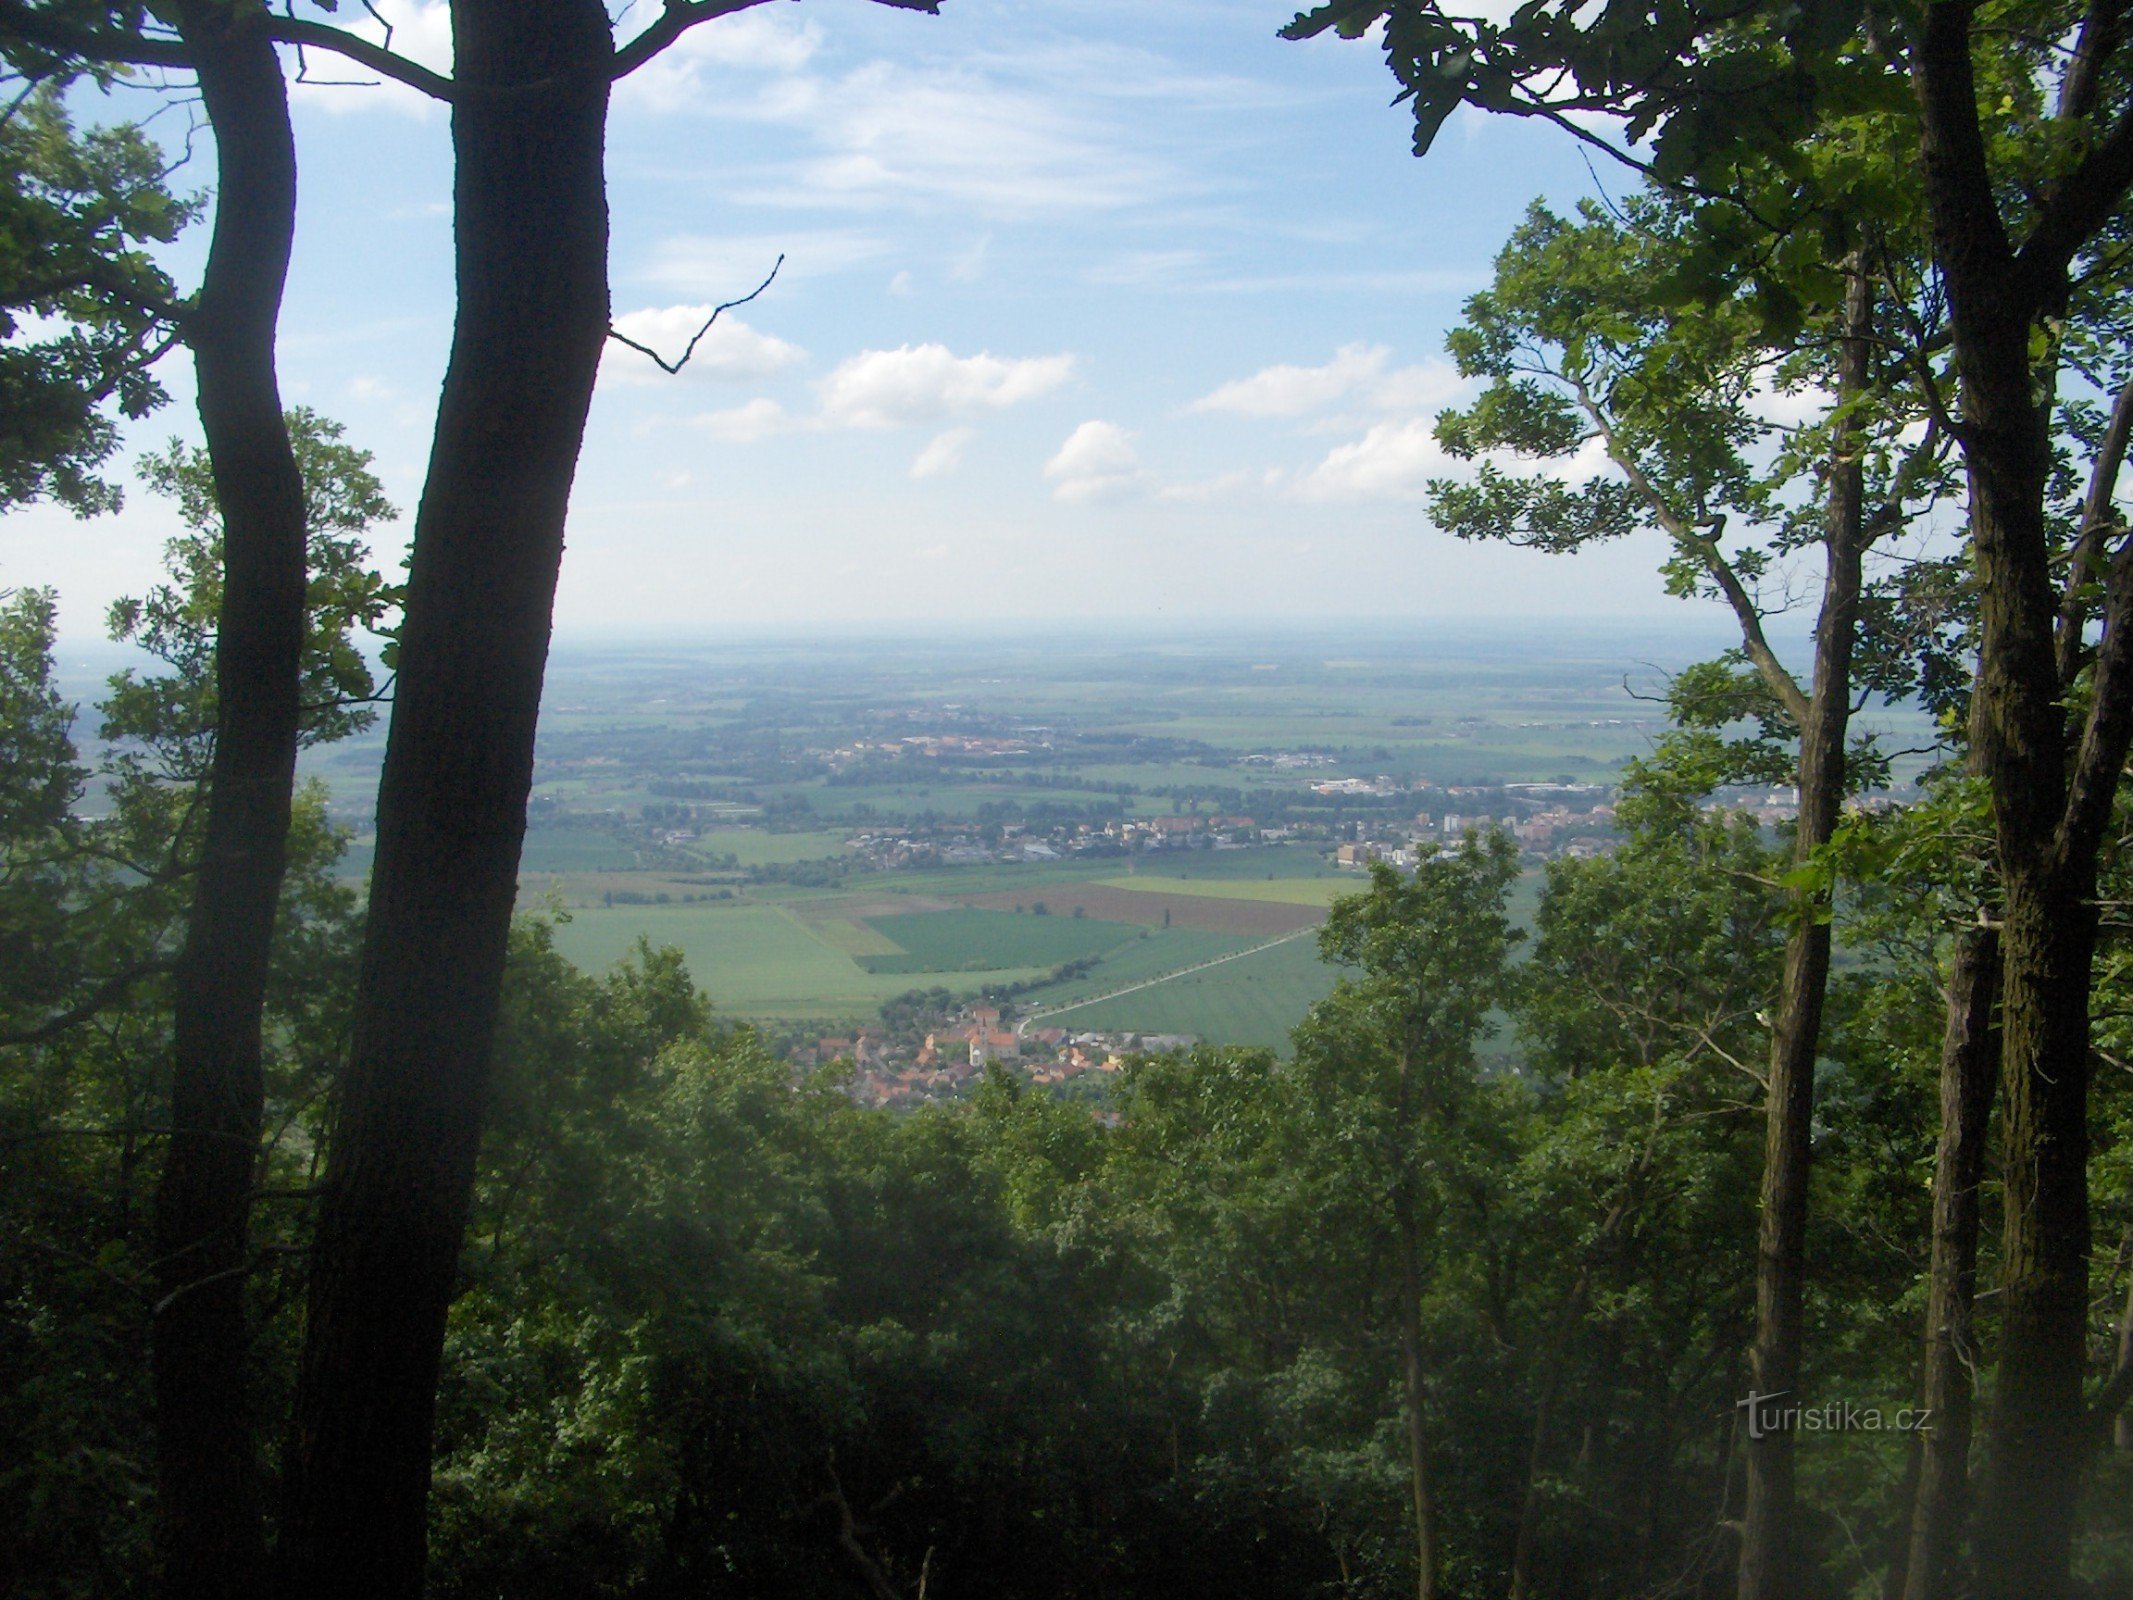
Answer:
1291;835;1522;1600
268;4;936;1594
1282;5;2133;1589
0;10;312;1589
1427;179;1946;1595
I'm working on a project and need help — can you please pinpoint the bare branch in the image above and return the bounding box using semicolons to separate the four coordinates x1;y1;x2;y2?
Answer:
607;254;783;374
613;0;937;81
262;15;454;99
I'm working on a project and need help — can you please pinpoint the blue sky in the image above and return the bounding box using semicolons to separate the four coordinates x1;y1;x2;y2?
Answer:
9;0;1705;639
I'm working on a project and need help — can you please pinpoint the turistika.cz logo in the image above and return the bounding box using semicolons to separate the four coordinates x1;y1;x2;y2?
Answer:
1736;1391;1933;1441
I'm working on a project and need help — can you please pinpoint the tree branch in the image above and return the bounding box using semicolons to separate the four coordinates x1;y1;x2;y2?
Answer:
613;0;938;82
261;16;455;100
2058;533;2133;872
1568;377;1810;722
2057;375;2133;684
0;958;178;1047
607;253;783;374
1910;0;2022;313
0;0;192;69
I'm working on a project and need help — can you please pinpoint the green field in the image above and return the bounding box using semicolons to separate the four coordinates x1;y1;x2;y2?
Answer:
859;909;1144;973
1037;934;1338;1053
685;827;852;866
1015;927;1254;1007
545;902;1054;1022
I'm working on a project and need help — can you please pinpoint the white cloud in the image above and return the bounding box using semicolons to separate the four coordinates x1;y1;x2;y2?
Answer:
1045;421;1149;504
286;0;451;117
694;398;805;443
910;427;975;480
615;11;823;114
1368;359;1469;415
1294;419;1459;502
1193;343;1389;418
1192;348;1470;420
603;310;805;385
820;344;1074;429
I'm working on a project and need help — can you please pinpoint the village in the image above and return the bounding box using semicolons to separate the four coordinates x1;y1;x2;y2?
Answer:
787;1004;1196;1108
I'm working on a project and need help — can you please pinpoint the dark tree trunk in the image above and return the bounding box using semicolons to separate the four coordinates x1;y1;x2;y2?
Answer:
1971;875;2098;1600
1899;925;2000;1600
1736;257;1871;1600
1909;7;2133;1586
150;10;304;1598
274;4;613;1596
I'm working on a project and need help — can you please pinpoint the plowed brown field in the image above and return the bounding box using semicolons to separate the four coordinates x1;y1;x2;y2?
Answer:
954;883;1323;937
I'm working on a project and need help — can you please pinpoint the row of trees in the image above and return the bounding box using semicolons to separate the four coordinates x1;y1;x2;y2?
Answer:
4;2;936;1596
1280;1;2133;1593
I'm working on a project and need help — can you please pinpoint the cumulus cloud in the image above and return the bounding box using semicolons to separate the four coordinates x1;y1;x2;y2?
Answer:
1366;359;1469;415
1192;347;1469;420
603;311;805;385
287;0;450;116
1045;421;1148;504
820;344;1074;428
1192;344;1390;418
910;427;975;480
1292;419;1458;502
689;344;1069;446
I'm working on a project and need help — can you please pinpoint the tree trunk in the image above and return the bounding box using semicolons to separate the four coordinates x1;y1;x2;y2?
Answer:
274;5;612;1596
1939;198;2096;1600
1899;925;2000;1600
150;10;304;1598
1393;1191;1437;1600
1971;877;2097;1600
1908;8;2133;1586
1736;256;1871;1600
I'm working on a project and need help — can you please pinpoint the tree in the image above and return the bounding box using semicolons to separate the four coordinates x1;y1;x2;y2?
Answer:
1283;4;2133;1589
1430;179;1951;1593
1290;835;1522;1600
0;79;188;514
0;487;376;1599
267;6;937;1595
0;9;329;1589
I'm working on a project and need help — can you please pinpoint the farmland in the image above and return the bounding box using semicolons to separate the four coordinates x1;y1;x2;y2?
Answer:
858;909;1145;973
1034;934;1338;1052
306;621;1877;1053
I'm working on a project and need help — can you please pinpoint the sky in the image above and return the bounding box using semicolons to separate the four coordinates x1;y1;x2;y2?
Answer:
6;0;1717;642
